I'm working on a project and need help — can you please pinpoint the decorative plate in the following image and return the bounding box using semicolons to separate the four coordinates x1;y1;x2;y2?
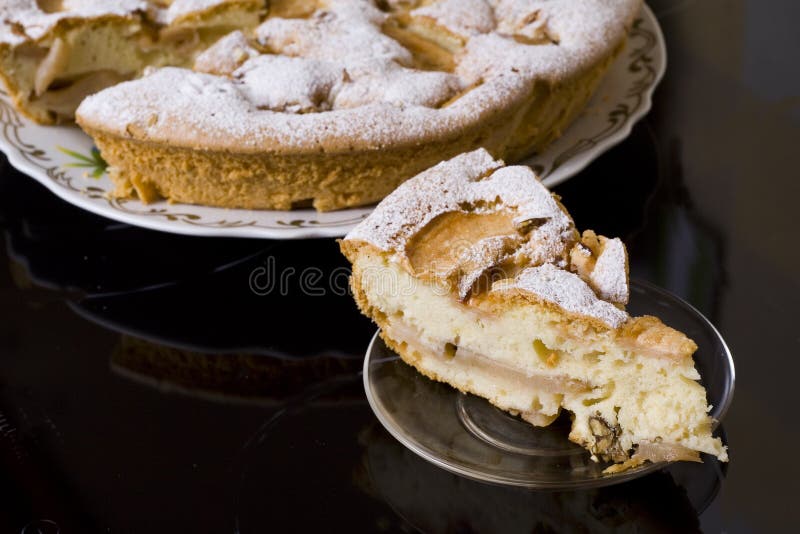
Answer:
0;6;664;239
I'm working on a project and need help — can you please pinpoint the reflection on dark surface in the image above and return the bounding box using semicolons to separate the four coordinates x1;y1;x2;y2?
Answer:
358;422;724;534
0;167;270;297
109;334;362;405
233;377;724;533
232;378;400;533
3;171;374;359
68;236;372;358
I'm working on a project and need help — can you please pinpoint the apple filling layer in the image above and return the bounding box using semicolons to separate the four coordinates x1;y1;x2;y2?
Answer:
0;3;262;123
357;254;727;466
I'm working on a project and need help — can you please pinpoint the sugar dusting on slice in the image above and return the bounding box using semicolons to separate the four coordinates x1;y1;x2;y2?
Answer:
492;264;628;328
345;148;575;267
590;237;628;304
345;148;631;327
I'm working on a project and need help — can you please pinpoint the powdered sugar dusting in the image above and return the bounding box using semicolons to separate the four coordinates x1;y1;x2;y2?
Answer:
252;1;464;109
452;235;517;299
161;0;250;25
334;65;461;108
345;147;577;287
0;0;146;45
492;0;554;42
194;30;259;75
78;64;466;150
590;237;628;304
74;0;641;151
346;149;501;245
233;55;344;113
345;148;630;327
412;0;496;37
493;263;628;328
256;2;407;66
82;67;258;141
0;0;253;45
459;0;641;85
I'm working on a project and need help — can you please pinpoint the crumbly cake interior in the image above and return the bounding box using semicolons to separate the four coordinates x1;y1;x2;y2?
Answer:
0;0;264;123
341;148;728;470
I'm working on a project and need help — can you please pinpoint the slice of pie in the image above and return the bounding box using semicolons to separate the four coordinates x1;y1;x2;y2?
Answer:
340;148;728;470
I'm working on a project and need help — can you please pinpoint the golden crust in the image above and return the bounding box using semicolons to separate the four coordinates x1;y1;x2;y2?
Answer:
342;239;386;319
78;55;615;210
619;316;698;360
86;121;524;211
474;287;617;337
72;0;638;210
342;239;696;362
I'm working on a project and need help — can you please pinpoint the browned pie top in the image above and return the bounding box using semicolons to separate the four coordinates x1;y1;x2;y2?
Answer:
344;148;631;328
72;0;641;153
0;1;258;45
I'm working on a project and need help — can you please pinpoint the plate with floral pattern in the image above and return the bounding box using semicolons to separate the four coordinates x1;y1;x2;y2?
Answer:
0;6;664;239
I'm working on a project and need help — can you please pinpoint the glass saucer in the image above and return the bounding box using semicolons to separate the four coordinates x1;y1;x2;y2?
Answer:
362;280;735;489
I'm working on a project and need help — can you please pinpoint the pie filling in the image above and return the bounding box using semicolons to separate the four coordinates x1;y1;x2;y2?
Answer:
3;6;261;122
3;0;471;122
358;254;727;466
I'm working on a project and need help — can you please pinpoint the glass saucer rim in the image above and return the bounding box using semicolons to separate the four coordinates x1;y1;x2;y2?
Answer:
362;279;735;489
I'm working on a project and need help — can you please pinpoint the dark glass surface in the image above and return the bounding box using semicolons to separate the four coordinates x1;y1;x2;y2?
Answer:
1;1;798;531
